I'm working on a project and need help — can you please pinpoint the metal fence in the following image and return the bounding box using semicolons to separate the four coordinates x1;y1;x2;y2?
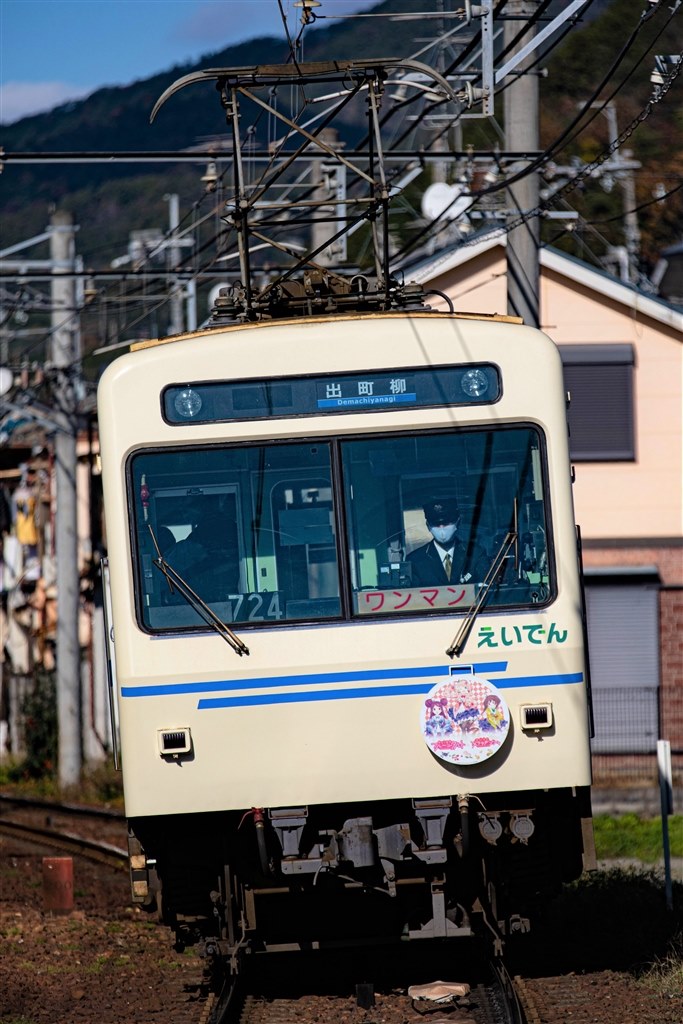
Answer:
0;672;34;760
591;686;683;787
0;671;56;765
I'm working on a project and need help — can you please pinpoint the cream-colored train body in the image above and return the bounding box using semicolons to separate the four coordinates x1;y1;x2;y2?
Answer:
99;310;594;958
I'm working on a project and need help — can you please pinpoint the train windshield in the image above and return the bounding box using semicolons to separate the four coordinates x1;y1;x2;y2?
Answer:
129;426;551;632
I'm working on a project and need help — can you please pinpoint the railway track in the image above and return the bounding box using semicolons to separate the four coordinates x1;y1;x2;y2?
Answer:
0;802;525;1024
3;796;677;1024
0;801;527;1024
198;951;527;1024
0;792;127;868
0;814;128;868
0;791;125;825
0;796;217;1024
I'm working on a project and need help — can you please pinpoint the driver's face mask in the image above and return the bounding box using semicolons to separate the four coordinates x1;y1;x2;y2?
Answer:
429;523;457;545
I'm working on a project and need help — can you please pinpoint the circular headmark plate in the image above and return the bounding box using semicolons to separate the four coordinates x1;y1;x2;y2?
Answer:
421;678;510;765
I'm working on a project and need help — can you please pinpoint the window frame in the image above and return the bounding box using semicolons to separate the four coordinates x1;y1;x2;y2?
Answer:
126;423;557;636
560;343;636;462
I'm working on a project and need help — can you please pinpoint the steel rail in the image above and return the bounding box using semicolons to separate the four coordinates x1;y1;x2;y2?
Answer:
0;792;124;819
0;818;127;870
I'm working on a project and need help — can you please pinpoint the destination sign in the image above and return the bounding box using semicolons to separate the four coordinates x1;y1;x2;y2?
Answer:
316;375;416;409
163;364;500;425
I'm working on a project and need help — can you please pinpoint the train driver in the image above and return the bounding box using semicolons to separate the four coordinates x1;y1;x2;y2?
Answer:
406;497;487;587
171;516;240;597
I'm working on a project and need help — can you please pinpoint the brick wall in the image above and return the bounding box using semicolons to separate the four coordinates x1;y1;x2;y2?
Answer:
582;544;682;586
582;542;682;771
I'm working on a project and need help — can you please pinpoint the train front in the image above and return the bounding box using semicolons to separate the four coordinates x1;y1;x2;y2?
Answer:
97;309;594;963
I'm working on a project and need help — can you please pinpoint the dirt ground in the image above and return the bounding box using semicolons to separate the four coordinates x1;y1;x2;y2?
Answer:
0;839;205;1024
1;836;681;1024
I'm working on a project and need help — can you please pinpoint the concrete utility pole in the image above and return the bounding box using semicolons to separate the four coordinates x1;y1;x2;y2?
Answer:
165;193;184;335
504;1;540;327
50;210;82;788
600;104;641;284
311;129;347;266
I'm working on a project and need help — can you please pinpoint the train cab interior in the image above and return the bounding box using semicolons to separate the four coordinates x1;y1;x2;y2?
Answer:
130;426;551;633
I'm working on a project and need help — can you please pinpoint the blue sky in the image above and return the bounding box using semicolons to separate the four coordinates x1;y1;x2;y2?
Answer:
0;0;377;124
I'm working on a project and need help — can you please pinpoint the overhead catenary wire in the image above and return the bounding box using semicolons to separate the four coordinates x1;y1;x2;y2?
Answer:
464;0;673;201
586;179;683;226
392;11;683;263
52;8;313;332
5;1;679;362
379;0;587;165
479;0;675;195
387;0;666;243
0;2;591;291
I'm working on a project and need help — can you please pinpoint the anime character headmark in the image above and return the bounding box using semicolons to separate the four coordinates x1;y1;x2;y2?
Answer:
480;694;505;731
424;697;454;738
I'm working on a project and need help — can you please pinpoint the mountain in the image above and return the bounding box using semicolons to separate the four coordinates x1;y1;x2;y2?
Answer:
2;0;681;288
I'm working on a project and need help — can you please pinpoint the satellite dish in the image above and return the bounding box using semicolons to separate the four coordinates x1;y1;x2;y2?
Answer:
421;182;471;222
0;367;14;397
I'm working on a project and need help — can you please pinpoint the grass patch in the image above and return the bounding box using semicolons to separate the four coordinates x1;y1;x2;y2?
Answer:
85;954;110;975
594;813;683;861
0;765;60;799
521;866;683;975
640;933;683;997
0;760;123;809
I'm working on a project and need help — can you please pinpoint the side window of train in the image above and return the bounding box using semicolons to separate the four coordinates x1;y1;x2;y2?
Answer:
128;443;341;632
341;427;553;617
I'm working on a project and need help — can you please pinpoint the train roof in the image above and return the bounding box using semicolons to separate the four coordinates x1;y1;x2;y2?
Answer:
130;308;523;353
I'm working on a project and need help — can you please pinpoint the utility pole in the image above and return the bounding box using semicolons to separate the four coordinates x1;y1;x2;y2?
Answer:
599;104;641;284
50;210;82;788
165;193;184;335
504;1;540;327
311;129;347;266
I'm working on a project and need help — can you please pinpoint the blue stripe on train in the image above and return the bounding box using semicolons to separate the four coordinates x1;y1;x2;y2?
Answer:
121;666;443;698
196;672;585;709
120;664;582;702
120;662;509;697
199;683;434;708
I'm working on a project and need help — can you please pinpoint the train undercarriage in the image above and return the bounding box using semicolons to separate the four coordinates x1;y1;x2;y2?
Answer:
127;788;594;969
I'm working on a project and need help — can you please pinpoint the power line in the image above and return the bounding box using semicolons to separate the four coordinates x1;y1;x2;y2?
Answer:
394;36;683;263
4;3;680;353
469;0;671;202
586;179;683;225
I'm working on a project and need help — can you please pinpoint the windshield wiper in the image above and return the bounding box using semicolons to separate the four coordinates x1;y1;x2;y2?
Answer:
148;525;250;657
446;530;517;659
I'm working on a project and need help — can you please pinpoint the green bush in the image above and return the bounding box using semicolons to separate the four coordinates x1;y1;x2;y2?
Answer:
10;670;57;781
594;813;683;861
518;867;683;974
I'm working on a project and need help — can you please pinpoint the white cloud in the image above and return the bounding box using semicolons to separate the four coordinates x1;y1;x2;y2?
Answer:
0;80;93;125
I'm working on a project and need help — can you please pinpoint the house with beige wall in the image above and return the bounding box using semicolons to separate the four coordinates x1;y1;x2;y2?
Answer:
406;237;683;778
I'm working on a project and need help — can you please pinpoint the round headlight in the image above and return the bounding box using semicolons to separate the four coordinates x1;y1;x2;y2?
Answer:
173;387;203;419
461;369;489;398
